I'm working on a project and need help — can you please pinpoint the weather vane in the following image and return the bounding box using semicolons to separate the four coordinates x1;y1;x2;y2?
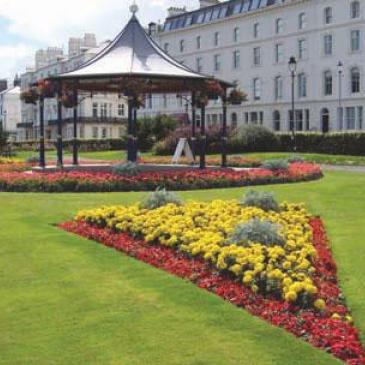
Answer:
130;0;139;15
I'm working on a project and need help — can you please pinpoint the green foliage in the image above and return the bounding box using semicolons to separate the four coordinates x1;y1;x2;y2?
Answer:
286;155;305;163
137;115;178;151
230;125;279;153
262;159;289;171
228;218;285;247
240;190;280;212
26;155;40;164
112;162;141;176
140;188;182;210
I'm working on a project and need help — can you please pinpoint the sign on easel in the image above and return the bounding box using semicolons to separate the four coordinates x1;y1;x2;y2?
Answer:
171;138;195;164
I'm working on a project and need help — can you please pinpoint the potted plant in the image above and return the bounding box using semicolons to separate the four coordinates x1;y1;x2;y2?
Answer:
20;88;39;104
204;80;224;100
228;89;247;105
61;92;77;108
196;95;209;108
37;80;56;98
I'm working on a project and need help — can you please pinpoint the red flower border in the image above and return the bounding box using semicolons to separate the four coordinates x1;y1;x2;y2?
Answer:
60;218;365;364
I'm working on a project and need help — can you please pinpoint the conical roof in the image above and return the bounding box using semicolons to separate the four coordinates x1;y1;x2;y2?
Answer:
58;14;208;81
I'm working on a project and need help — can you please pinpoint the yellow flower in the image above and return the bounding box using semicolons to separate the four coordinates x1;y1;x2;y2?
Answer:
285;291;297;302
314;299;326;311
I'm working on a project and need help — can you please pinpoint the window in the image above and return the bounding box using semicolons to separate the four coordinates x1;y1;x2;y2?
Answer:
92;103;98;118
323;34;333;56
164;43;169;53
299;12;307;30
179;39;185;53
298;73;307;97
100;103;107;118
214;32;220;46
231;112;238;128
233;27;240;42
163;94;168;108
351;30;361;52
214;54;221;71
118;104;125;117
324;7;333;24
276;18;284;34
350;1;360;19
196;57;203;72
324;71;333;96
92;126;98;139
196;36;201;50
102;128;107;139
346;107;356;129
253;78;261;100
358;106;363;129
253;22;260;38
233;50;240;69
253;47;261;66
274;76;283;100
275;44;284;63
351;67;361;93
251;112;258;124
273;111;281;131
298;39;307;60
147;94;152;109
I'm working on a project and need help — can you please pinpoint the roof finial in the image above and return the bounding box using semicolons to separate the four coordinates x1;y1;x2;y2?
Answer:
130;1;139;16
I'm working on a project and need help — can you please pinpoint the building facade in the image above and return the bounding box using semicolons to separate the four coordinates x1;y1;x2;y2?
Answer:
150;0;365;133
19;34;128;142
0;77;21;141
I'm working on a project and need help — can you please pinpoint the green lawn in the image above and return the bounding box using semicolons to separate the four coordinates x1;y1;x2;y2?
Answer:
1;171;365;364
13;149;365;166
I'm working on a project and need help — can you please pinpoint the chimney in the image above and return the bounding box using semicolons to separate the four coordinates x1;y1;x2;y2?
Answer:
167;6;186;17
199;0;220;9
0;79;7;92
148;22;157;36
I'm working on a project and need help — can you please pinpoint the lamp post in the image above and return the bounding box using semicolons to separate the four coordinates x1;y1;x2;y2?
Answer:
337;61;344;130
288;56;297;152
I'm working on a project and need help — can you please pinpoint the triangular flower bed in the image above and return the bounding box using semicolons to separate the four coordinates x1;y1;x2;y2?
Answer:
60;203;365;364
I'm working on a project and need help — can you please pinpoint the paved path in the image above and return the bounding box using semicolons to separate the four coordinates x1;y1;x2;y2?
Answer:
321;164;365;173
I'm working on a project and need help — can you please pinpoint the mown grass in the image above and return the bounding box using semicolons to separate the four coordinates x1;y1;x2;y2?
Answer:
1;171;365;364
13;149;365;166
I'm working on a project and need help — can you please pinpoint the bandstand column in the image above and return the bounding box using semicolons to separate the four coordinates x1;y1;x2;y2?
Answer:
221;89;228;168
199;103;206;170
56;87;63;167
38;95;46;168
127;96;134;162
132;107;138;162
191;91;197;160
72;87;79;166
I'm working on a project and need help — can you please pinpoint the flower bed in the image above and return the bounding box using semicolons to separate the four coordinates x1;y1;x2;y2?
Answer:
61;199;365;364
0;162;322;193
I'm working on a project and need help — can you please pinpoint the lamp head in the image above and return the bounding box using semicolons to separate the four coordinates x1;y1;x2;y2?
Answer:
288;56;297;73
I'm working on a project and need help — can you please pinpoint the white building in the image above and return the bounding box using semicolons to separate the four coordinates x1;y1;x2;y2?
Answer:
150;0;365;133
0;76;22;141
20;33;128;142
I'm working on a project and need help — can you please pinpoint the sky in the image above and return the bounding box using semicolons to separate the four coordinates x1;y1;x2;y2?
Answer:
0;0;199;83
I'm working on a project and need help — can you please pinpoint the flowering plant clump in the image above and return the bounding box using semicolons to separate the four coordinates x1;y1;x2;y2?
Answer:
0;162;322;193
61;203;365;364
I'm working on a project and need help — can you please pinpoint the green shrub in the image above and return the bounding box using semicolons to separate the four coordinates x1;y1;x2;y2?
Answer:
240;190;280;212
230;125;279;153
286;155;305;163
112;162;141;176
262;159;289;171
140;188;183;210
228;219;285;247
26;156;40;164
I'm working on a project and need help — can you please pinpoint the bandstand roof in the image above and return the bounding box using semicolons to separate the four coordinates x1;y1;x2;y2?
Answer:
51;5;233;94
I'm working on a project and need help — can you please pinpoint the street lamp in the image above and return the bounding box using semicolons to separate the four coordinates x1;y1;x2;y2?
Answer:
288;56;297;152
337;61;344;130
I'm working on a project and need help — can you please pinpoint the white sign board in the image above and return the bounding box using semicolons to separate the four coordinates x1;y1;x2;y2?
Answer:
171;138;195;164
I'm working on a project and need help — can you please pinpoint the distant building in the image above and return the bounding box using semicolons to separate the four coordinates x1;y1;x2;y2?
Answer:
0;76;22;140
149;0;365;133
19;33;128;142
